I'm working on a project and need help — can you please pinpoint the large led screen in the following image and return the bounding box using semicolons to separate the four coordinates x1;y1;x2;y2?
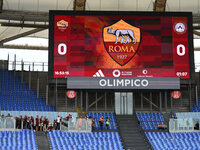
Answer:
49;11;193;79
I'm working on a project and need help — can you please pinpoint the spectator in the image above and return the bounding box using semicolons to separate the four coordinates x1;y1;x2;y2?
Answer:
194;122;199;130
6;113;11;117
23;115;28;129
99;116;104;130
57;116;61;130
19;116;22;129
43;117;47;132
16;117;20;129
31;117;34;130
53;120;57;130
1;114;4;118
29;117;33;130
105;117;110;130
40;116;43;131
35;115;39;131
67;114;72;121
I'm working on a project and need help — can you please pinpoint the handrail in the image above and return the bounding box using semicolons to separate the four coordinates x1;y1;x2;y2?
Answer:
143;96;160;110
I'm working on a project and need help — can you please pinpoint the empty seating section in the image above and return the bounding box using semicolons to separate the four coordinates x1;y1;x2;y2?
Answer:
137;113;164;130
48;131;123;150
0;111;77;123
87;113;117;130
0;69;55;111
192;99;200;112
0;130;37;150
146;132;200;150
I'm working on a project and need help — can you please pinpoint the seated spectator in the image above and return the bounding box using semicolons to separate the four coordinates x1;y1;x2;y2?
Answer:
158;122;167;130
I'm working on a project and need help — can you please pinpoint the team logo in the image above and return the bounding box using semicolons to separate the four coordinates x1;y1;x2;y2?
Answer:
57;19;68;31
174;22;186;34
103;19;141;66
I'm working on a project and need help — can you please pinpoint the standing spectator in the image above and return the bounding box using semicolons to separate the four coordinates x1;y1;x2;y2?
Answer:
19;116;23;129
99;116;104;130
31;117;34;130
23;115;28;129
36;115;39;131
89;116;95;131
43;117;47;132
29;117;33;130
40;116;43;131
57;116;61;130
53;120;57;130
105;117;110;130
46;118;49;130
16;117;20;129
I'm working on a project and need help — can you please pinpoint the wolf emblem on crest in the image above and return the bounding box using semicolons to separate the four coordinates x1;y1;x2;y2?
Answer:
107;27;137;44
103;19;141;66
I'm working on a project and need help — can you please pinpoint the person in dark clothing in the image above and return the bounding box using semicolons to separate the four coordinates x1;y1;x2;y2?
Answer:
36;115;39;131
194;122;199;130
99;116;104;130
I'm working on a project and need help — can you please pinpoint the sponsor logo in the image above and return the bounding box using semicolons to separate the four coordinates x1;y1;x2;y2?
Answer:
57;19;68;31
99;79;149;87
93;69;105;77
113;69;121;77
103;19;141;66
174;22;186;34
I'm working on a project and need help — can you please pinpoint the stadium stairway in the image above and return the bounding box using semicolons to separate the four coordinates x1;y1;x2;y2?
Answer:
115;114;153;150
36;131;50;150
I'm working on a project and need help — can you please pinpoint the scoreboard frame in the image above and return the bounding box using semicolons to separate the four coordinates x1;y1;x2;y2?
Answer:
48;10;195;84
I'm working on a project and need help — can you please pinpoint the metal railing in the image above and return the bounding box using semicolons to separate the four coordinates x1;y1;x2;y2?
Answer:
0;117;16;130
61;118;92;132
169;118;200;132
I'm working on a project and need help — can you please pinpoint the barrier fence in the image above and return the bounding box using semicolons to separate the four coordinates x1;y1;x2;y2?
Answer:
169;118;200;132
61;118;92;132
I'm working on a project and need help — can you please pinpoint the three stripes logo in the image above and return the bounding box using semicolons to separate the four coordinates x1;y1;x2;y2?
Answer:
93;69;105;77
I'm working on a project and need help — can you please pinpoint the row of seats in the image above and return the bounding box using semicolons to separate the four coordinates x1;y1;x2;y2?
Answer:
87;113;117;130
48;131;123;150
137;113;164;130
146;132;200;150
0;130;37;150
0;69;55;111
191;99;200;112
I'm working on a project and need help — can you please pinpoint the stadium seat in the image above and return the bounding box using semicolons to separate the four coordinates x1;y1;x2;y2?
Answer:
87;113;117;130
0;130;37;150
48;131;123;150
136;113;164;130
146;132;200;150
0;69;55;111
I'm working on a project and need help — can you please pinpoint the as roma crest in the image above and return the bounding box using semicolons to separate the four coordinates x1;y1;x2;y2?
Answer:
103;19;141;66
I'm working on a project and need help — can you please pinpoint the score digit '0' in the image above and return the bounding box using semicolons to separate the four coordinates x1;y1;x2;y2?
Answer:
58;43;67;55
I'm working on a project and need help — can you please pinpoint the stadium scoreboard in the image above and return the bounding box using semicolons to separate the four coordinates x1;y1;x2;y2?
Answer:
49;11;194;89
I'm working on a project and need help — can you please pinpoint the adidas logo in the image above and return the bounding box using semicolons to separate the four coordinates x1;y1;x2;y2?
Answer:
93;69;105;77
